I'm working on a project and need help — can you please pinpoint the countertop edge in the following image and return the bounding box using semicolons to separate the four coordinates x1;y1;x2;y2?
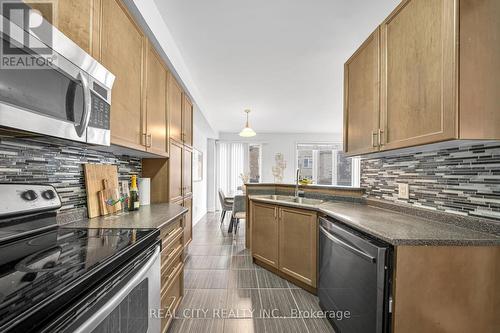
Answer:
248;196;500;246
156;208;189;230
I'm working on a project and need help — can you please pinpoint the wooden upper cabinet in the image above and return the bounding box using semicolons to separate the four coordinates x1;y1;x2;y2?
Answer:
459;0;500;140
99;0;146;150
278;207;317;287
379;0;457;150
344;28;381;155
145;44;168;156
251;202;279;268
182;147;193;197
345;0;500;155
169;141;183;202
182;94;193;147
30;0;96;53
168;73;183;144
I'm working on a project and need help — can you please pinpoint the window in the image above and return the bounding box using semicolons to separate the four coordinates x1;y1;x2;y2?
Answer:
248;144;261;183
296;143;360;187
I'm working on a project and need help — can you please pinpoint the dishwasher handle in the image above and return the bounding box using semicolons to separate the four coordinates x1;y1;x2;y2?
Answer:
319;225;376;263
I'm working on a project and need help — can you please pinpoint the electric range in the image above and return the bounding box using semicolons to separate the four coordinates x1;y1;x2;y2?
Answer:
0;184;161;333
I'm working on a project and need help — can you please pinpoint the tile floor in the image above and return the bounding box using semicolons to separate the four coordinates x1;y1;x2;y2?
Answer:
168;213;335;333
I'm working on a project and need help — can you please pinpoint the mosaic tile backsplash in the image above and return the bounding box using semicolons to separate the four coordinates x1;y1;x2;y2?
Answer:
361;142;500;221
0;137;141;212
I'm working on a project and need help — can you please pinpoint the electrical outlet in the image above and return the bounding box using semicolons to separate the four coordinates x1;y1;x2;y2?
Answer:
398;183;409;199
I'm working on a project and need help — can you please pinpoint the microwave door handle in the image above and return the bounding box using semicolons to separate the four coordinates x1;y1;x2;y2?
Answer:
319;225;376;263
75;71;92;137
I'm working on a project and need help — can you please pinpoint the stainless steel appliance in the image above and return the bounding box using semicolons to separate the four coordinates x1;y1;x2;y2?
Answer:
0;11;115;145
0;183;160;333
318;217;392;333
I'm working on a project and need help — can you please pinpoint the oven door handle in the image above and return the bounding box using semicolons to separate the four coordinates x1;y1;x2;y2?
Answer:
75;71;92;138
72;245;160;333
319;225;376;263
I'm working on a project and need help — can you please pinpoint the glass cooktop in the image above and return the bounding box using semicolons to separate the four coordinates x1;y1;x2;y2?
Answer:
0;225;157;332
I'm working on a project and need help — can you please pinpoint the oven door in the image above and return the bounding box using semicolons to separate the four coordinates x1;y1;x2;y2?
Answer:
68;245;161;333
0;18;92;143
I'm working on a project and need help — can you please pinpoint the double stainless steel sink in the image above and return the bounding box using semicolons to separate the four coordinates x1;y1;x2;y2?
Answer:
264;195;324;205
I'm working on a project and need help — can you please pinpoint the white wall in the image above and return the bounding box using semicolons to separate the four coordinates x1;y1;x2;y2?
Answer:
218;132;342;184
192;107;218;226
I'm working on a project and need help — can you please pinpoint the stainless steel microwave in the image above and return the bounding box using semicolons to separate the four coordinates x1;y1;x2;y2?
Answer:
0;12;115;146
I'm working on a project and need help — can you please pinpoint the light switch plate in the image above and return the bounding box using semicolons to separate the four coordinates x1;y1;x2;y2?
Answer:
398;183;409;199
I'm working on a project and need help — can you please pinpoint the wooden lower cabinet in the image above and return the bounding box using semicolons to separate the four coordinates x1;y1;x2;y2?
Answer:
251;202;279;268
278;207;317;287
392;245;500;333
158;217;185;333
250;201;318;289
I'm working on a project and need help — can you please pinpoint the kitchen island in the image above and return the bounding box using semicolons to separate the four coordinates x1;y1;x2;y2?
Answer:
248;194;500;333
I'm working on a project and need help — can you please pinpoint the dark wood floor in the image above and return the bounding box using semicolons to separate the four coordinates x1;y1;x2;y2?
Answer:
168;213;335;333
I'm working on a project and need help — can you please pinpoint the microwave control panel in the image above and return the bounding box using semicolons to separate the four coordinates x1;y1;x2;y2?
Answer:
89;93;110;130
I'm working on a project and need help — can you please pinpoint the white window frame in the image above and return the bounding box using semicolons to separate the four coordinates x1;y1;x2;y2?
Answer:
295;142;360;187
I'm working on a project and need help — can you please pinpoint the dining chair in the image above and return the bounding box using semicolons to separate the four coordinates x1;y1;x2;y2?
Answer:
229;194;246;234
218;189;233;224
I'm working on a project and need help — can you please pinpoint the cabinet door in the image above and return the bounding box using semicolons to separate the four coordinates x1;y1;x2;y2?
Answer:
182;94;193;146
31;0;95;53
146;44;168;156
344;28;380;155
380;0;457;150
169;142;183;202
278;207;317;287
251;202;278;268
100;0;145;150
168;73;183;144
182;147;192;197
183;196;193;248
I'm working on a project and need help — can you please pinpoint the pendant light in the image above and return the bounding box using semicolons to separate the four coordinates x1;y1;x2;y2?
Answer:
239;109;257;137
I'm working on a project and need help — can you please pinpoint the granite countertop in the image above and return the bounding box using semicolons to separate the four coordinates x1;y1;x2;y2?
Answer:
249;195;500;246
62;203;188;230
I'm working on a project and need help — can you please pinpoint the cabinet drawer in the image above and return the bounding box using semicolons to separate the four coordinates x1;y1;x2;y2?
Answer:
160;219;182;242
161;263;183;333
161;237;183;272
161;254;183;291
161;226;183;251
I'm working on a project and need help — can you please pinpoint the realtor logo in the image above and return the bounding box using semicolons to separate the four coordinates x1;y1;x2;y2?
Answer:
0;0;57;69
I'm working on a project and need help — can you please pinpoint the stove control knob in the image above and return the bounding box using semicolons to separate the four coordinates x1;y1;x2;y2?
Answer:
42;189;56;200
21;190;38;201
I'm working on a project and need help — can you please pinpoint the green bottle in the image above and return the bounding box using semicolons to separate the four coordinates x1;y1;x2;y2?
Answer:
129;175;140;211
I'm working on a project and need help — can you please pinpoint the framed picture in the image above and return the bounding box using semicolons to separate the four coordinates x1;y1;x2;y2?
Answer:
193;149;203;182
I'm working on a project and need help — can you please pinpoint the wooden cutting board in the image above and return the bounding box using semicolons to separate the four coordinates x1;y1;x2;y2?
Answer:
83;164;120;218
98;179;122;216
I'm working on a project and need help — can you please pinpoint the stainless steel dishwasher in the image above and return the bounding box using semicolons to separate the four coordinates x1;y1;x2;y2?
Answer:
318;217;392;333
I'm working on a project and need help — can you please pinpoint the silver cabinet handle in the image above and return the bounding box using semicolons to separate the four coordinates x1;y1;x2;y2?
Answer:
378;128;384;146
319;225;376;263
372;131;378;148
75;71;92;137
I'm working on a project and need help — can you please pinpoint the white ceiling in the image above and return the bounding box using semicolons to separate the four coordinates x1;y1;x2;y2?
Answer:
154;0;400;134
